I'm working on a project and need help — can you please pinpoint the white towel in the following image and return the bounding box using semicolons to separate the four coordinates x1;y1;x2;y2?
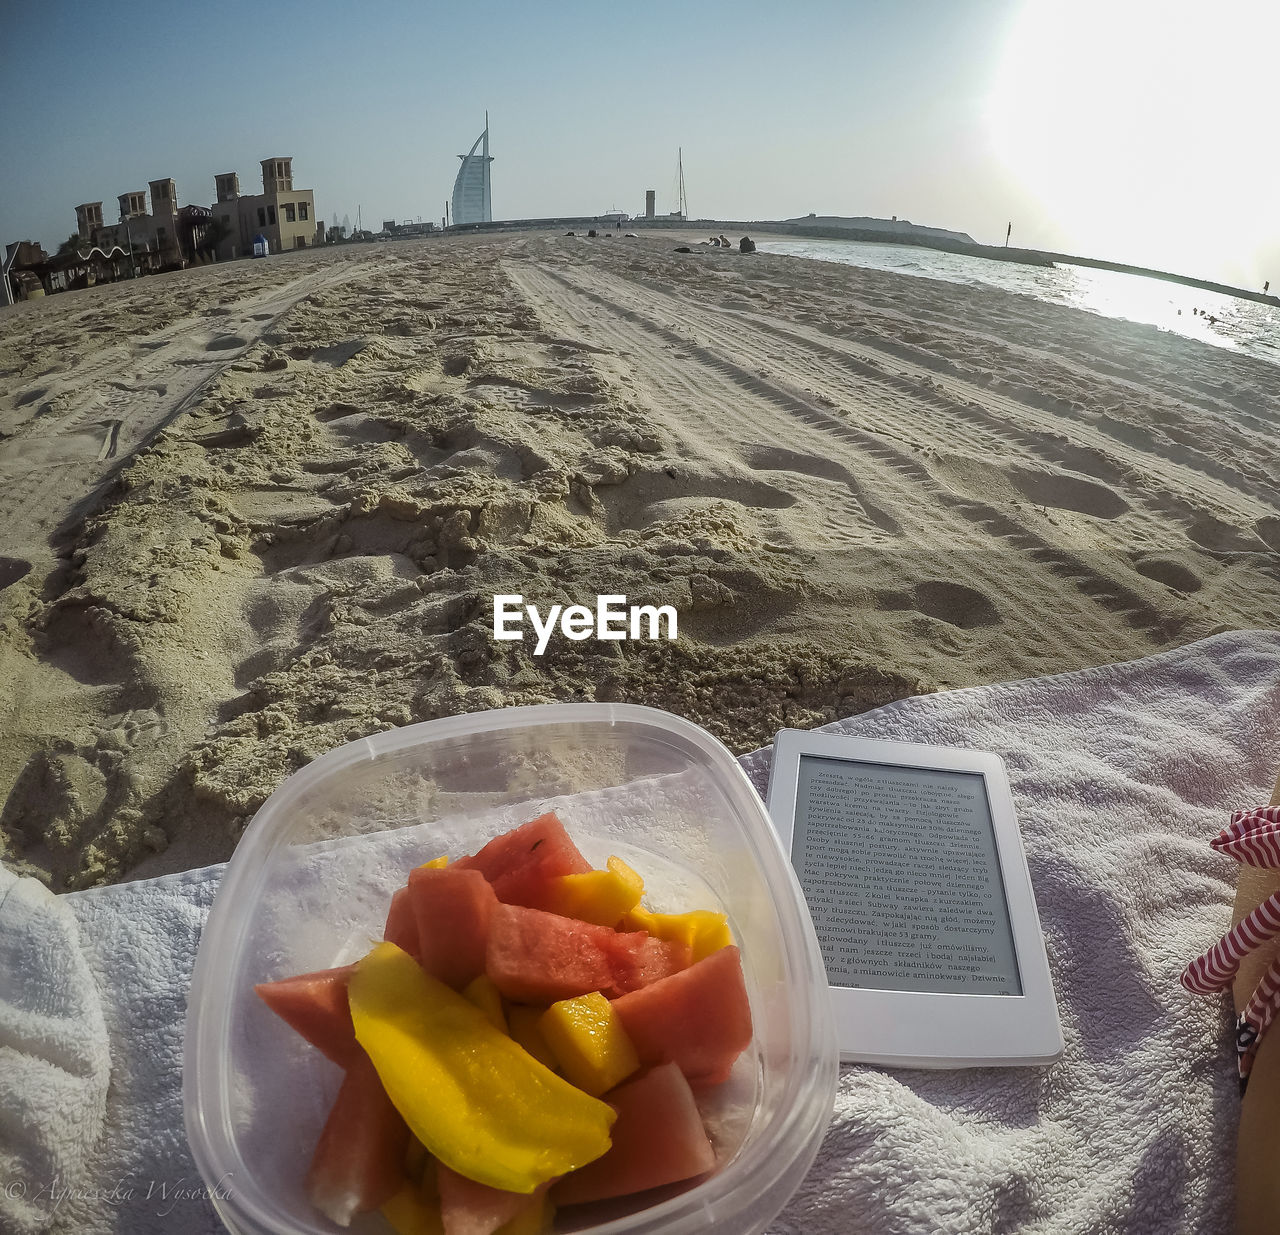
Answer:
0;870;110;1235
744;628;1280;1235
2;629;1278;1234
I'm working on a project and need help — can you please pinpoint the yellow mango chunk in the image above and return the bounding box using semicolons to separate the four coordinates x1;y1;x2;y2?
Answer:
350;942;615;1194
382;1183;444;1235
463;974;507;1033
624;906;732;962
542;856;645;926
507;1005;559;1072
539;991;640;1096
418;855;449;869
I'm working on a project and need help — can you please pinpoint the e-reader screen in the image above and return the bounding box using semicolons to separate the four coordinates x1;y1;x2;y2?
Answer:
792;754;1023;996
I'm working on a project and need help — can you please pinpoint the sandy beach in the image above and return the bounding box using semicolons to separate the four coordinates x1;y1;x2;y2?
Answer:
2;231;1278;889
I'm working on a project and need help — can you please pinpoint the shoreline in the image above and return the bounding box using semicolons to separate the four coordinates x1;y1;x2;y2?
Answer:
445;216;1280;308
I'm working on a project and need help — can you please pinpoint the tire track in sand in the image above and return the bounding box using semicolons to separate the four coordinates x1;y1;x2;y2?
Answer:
507;259;1182;653
0;262;365;563
598;260;1276;533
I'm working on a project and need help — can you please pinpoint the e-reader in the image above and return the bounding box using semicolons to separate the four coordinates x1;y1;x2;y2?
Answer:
767;730;1062;1068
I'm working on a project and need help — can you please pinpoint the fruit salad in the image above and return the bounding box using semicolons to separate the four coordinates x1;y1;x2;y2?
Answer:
254;812;754;1234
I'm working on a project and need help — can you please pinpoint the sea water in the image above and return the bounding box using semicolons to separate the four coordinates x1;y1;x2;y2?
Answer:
755;237;1280;368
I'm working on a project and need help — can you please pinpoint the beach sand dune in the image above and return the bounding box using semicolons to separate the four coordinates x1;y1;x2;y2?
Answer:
1;233;1277;887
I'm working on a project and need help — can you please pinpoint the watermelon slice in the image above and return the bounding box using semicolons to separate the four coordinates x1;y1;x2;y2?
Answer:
254;964;357;1066
627;935;691;992
611;946;752;1086
305;1050;410;1227
554;1062;716;1206
384;886;421;959
407;866;498;990
436;1164;548;1235
455;813;591;909
486;903;658;1002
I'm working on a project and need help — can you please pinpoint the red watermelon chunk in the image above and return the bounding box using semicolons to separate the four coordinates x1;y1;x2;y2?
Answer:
611;946;752;1086
624;936;691;993
384;886;420;960
437;1163;547;1235
255;964;357;1067
455;812;591;909
407;867;497;991
486;903;654;1002
305;1050;409;1227
553;1062;716;1207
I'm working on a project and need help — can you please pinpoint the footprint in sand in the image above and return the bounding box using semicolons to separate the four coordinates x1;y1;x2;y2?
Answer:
742;444;901;535
1186;513;1265;553
932;454;1129;521
287;339;370;367
313;402;362;423
1132;554;1203;594
911;580;1001;630
1004;465;1130;520
0;557;32;591
96;708;169;753
1254;516;1280;553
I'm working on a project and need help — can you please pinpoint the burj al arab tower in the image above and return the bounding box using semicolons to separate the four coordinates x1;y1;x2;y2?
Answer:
451;116;493;225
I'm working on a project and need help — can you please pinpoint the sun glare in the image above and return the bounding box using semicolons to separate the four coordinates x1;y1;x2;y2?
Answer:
988;0;1280;281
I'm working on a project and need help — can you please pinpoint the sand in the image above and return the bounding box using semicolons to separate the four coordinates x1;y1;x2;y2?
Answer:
1;231;1277;889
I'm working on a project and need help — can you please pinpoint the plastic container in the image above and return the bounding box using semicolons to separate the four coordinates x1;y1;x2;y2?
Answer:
184;703;838;1235
252;234;269;258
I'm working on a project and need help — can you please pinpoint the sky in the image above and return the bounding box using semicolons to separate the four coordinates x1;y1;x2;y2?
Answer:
1;0;1276;288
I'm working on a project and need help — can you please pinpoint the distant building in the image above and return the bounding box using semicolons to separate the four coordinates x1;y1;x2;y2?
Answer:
209;158;319;259
73;181;204;271
645;190;655;219
4;241;49;302
5;237;144;299
380;219;436;240
451;119;492;225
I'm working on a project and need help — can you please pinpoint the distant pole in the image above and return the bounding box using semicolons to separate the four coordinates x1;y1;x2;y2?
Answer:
1005;222;1012;248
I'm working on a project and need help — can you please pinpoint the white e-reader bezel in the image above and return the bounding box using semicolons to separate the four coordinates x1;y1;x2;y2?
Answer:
767;730;1062;1068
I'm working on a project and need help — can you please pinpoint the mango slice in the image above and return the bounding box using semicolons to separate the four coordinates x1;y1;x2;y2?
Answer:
541;856;645;926
623;906;731;962
462;974;508;1033
349;942;615;1194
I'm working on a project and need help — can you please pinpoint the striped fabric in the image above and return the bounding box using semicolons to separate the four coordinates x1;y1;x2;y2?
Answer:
1181;891;1280;993
1182;802;1280;1091
1211;805;1280;867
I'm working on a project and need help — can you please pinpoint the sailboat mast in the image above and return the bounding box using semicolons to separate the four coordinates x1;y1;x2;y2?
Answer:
677;147;687;220
483;111;491;222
